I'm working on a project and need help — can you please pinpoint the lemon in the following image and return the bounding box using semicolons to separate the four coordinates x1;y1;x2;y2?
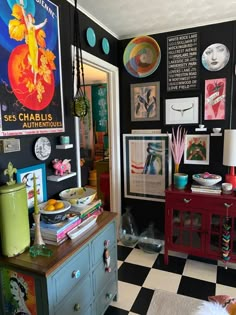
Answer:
54;201;64;210
44;204;55;211
77;188;85;196
47;199;57;205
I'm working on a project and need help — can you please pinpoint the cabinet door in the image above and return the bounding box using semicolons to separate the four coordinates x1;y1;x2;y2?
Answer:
206;213;222;258
171;209;205;254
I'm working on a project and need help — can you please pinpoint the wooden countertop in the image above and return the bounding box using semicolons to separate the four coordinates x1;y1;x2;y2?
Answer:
0;211;117;276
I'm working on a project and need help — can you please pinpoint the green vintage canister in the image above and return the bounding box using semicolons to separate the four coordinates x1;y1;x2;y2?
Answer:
0;183;30;257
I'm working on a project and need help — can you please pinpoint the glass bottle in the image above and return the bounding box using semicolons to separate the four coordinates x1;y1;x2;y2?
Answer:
138;222;164;254
119;207;138;246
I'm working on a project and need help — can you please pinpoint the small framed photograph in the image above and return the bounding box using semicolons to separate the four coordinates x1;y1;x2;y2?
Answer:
16;164;47;211
165;97;199;125
184;134;210;165
131;82;160;121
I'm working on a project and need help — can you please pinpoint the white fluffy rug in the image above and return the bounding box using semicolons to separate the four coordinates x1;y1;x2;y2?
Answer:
147;290;202;315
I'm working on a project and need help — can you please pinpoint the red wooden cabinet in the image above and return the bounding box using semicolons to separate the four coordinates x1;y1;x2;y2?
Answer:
164;186;236;265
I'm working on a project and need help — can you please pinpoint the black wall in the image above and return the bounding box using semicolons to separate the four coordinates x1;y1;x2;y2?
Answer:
119;21;236;235
0;1;118;201
1;1;236;236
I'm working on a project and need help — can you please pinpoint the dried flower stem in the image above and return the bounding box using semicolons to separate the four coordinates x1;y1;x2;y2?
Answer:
169;126;187;165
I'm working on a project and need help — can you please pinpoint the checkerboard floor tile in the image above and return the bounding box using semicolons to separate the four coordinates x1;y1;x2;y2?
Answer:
104;243;236;315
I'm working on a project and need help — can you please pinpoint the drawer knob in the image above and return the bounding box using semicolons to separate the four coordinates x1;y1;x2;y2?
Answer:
224;203;233;208
106;293;113;300
183;198;191;203
72;270;81;279
74;303;80;311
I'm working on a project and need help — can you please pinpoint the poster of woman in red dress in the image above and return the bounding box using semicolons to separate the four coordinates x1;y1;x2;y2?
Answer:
0;0;64;135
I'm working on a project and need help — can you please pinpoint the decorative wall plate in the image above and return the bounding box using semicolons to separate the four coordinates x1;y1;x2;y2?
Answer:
86;27;96;47
34;137;51;161
123;36;161;78
102;37;110;54
201;43;230;71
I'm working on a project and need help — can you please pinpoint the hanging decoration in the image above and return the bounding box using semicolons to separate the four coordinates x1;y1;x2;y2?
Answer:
72;0;89;118
221;205;231;268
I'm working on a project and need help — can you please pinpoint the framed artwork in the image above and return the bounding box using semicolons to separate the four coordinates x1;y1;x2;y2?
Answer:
130;82;160;121
184;134;210;165
16;163;47;211
2;268;37;315
0;0;64;136
123;134;172;202
204;78;226;120
165;97;199;125
131;129;161;134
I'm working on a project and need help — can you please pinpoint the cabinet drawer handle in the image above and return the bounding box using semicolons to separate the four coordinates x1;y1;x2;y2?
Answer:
106;293;113;300
183;198;192;203
72;270;81;279
74;303;80;311
224;203;233;208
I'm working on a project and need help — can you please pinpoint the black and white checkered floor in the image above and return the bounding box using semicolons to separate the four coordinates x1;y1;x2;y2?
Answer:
104;243;236;315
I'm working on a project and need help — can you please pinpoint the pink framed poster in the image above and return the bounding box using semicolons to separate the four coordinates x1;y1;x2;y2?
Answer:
204;78;226;120
0;0;64;136
2;268;37;314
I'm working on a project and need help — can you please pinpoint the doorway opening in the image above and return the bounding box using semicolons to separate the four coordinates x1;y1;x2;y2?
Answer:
74;49;121;220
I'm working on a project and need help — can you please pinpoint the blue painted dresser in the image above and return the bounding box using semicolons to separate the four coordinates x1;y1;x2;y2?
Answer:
0;211;118;315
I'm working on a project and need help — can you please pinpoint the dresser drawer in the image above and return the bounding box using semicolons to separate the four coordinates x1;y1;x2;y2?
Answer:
166;193;205;209
91;221;116;266
93;245;117;295
167;192;235;211
55;275;92;315
52;245;90;303
95;273;117;315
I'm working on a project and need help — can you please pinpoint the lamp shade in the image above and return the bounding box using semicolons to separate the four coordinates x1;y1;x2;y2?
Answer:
223;129;236;166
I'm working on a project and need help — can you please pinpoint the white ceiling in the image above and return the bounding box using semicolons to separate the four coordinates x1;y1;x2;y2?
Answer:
77;0;236;39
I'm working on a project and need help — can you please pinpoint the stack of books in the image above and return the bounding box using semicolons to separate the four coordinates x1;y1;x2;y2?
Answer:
31;199;103;245
70;199;102;219
191;182;222;194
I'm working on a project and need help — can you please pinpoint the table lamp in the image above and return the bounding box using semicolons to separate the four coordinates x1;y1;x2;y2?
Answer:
223;129;236;188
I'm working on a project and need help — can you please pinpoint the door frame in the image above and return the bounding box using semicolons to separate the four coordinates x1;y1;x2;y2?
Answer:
74;50;121;219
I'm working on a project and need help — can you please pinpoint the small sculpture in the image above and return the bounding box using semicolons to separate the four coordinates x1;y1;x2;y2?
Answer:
52;159;71;176
3;162;17;185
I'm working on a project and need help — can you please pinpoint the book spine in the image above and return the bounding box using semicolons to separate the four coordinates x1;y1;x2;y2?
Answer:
37;216;81;234
56;219;82;239
37;218;82;240
78;201;102;217
80;207;103;220
43;235;68;245
191;184;221;190
191;189;221;194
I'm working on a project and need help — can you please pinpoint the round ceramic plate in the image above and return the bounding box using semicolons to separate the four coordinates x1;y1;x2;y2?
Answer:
102;37;110;54
34;137;51;161
123;35;161;78
201;43;230;71
86;27;96;47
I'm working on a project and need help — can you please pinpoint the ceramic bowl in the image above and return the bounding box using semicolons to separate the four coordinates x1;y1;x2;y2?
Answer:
192;173;222;186
39;200;71;224
212;128;221;133
59;187;97;207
